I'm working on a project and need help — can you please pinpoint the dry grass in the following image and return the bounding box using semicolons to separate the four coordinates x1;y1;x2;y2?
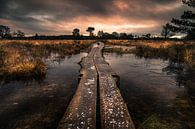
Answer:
0;40;96;45
0;47;46;82
1;60;46;80
0;40;95;82
105;40;194;48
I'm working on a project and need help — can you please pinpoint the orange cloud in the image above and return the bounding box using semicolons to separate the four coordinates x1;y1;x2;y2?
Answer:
0;0;184;35
52;15;160;35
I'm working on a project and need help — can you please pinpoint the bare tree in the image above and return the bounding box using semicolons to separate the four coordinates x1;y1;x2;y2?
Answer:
86;27;95;36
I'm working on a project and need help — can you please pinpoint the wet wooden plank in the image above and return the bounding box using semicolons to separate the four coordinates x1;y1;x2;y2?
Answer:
57;45;98;129
58;42;135;129
94;42;135;129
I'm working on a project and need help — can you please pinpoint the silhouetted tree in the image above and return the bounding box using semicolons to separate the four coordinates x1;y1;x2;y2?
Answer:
72;28;80;37
0;25;11;38
161;23;174;39
98;30;104;38
128;34;134;39
15;30;25;38
146;33;151;38
120;33;128;39
112;32;119;38
34;33;39;39
183;0;195;7
142;33;151;39
165;0;195;39
86;27;95;36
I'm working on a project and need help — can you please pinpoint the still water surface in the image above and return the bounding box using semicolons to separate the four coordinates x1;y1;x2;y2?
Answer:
0;49;194;129
0;53;87;129
104;52;193;128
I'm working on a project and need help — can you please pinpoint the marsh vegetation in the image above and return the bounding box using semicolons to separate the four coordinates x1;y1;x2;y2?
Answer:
0;40;92;83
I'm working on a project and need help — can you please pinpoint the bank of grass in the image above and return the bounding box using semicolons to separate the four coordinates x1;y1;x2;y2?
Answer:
0;40;94;82
138;114;181;129
134;44;195;66
105;40;195;48
104;45;136;54
0;40;96;45
0;60;46;81
104;40;195;65
138;102;195;129
0;47;46;82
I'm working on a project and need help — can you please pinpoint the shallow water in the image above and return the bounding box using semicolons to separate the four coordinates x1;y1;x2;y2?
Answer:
0;45;194;129
0;52;87;129
104;52;194;128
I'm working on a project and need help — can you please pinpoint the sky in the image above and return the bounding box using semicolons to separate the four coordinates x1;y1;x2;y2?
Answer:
0;0;189;35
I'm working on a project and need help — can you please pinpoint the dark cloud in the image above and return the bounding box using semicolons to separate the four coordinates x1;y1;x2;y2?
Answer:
0;0;188;34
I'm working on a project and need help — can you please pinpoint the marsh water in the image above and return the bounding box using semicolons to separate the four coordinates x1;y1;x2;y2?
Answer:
0;52;87;129
0;44;194;129
104;47;195;129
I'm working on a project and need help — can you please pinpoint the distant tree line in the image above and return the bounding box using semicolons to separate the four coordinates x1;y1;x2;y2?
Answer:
162;0;195;39
72;27;155;40
1;24;157;40
1;19;192;40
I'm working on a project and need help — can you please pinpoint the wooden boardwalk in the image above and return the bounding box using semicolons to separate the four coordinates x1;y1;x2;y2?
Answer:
58;42;135;129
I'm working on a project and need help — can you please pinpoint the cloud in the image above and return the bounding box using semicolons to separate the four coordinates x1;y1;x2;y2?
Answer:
0;0;188;35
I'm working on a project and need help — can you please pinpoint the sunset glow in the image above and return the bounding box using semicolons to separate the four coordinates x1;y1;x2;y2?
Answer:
0;0;186;35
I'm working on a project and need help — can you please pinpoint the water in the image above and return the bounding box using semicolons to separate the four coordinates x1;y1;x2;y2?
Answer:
0;45;194;129
0;52;87;129
104;52;194;129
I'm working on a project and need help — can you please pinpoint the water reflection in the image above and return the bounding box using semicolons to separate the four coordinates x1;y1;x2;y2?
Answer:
104;52;195;129
0;52;87;129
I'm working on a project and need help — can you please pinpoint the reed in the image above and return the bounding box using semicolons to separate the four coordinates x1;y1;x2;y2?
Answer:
0;40;93;82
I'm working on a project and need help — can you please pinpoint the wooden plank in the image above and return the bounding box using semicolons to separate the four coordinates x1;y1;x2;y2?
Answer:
57;45;98;129
94;42;135;129
58;42;135;129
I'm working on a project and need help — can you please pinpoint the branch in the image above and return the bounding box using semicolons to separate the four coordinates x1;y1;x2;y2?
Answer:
167;23;189;33
171;18;195;27
181;11;195;19
182;0;195;7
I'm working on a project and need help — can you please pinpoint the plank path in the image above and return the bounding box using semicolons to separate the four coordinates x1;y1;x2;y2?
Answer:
58;42;135;129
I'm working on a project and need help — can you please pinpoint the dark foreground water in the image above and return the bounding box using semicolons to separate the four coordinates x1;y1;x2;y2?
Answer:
104;52;195;129
0;53;87;129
